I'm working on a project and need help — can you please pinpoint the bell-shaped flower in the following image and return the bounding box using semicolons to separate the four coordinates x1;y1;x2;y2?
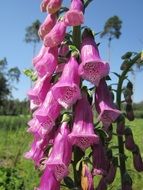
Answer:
95;79;121;127
27;117;50;138
68;92;99;151
64;0;84;26
51;56;81;109
37;167;60;190
44;21;66;47
27;75;51;106
34;90;61;130
40;0;50;12
32;45;47;66
39;14;57;40
79;30;109;86
46;122;72;181
47;0;62;14
24;129;55;166
34;47;58;78
92;141;109;176
81;163;94;190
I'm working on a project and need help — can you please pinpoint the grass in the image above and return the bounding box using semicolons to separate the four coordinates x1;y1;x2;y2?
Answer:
0;116;143;189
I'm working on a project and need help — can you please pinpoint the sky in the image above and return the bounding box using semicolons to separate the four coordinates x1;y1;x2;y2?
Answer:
0;0;143;102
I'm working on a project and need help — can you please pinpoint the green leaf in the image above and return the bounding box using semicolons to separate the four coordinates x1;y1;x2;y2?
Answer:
69;45;79;54
23;69;37;81
121;52;133;59
23;69;33;77
84;0;94;8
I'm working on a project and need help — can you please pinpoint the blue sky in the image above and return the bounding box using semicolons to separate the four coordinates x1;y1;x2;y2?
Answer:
0;0;143;102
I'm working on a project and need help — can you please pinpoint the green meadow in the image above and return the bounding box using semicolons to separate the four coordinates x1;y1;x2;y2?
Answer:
0;116;143;190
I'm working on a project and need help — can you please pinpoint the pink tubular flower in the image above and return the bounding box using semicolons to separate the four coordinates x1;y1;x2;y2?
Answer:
37;167;60;190
34;47;58;78
27;75;51;105
32;46;47;66
47;0;62;14
27;118;50;138
34;90;61;130
40;0;50;12
51;56;81;109
79;30;109;86
64;0;84;26
46;122;72;181
24;129;55;166
44;21;66;47
39;14;57;40
30;100;40;111
92;141;109;176
95;79;121;127
68;92;99;151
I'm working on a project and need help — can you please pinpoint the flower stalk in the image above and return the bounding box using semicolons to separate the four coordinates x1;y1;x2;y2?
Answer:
116;52;141;188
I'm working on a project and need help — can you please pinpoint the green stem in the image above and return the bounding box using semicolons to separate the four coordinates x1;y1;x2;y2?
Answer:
72;26;81;50
72;25;83;188
116;53;141;188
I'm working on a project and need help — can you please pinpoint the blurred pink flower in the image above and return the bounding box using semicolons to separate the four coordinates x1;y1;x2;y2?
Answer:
47;0;63;14
24;129;55;166
40;0;50;12
46;122;72;181
39;14;57;40
64;0;84;26
27;75;51;105
44;21;66;47
34;90;61;130
32;45;47;66
34;47;58;78
37;167;60;190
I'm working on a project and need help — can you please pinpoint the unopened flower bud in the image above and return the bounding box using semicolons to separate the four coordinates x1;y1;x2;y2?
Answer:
133;152;143;172
126;104;134;121
124;128;136;151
